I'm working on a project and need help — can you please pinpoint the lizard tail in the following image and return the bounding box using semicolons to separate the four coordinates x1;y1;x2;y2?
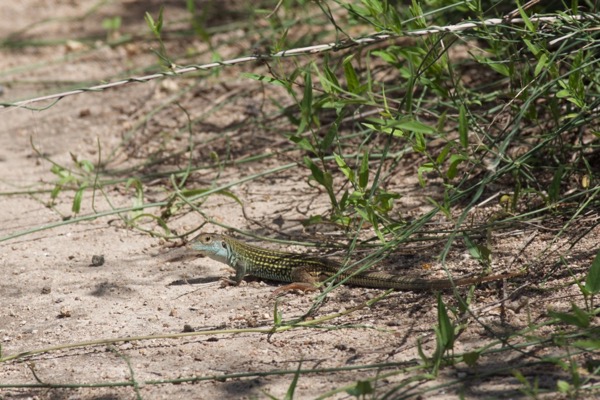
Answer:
345;270;524;290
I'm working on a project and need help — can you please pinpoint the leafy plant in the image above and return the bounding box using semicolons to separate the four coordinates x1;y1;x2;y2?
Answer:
145;6;173;68
417;294;456;376
101;16;121;42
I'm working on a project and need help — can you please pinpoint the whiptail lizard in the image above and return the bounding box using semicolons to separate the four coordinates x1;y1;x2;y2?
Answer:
188;233;522;294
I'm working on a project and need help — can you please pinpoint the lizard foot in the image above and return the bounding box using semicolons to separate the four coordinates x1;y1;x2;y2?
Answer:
271;282;319;297
219;277;239;288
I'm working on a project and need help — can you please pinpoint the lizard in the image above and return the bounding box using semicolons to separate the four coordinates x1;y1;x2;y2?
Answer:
188;232;522;295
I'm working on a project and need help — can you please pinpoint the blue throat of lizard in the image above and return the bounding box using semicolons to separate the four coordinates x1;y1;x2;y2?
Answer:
192;240;230;265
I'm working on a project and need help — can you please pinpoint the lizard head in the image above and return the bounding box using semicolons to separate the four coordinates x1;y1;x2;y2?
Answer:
188;233;230;263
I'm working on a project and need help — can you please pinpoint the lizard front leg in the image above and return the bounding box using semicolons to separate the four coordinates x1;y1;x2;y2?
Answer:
220;256;248;287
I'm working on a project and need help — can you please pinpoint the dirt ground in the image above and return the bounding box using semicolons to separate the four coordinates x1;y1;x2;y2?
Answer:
1;1;598;399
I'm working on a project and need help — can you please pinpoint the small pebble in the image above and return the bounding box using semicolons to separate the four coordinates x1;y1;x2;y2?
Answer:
91;255;105;267
58;307;71;318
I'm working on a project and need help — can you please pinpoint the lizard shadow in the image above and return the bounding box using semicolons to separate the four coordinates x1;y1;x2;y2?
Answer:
167;276;222;286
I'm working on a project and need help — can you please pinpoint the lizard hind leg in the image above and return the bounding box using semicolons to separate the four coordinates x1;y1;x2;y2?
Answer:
271;266;321;297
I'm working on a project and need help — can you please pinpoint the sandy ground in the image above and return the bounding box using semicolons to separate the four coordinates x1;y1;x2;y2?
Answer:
1;1;598;399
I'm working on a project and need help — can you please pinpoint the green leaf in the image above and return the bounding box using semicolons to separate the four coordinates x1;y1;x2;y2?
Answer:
155;7;164;33
298;71;313;134
488;62;510;76
463;234;491;264
459;105;468;148
409;0;426;28
241;73;289;88
51;164;70;179
436;143;452;165
72;186;85;214
144;12;155;32
346;380;374;397
573;339;600;350
418;162;434;187
334;153;354;182
413;131;426;152
77;159;94;173
126;178;144;218
362;123;400;137
102;16;121;31
320;120;339;151
343;56;360;93
273;299;282;326
523;38;539;57
50;174;75;202
348;190;365;202
304;158;336;208
50;185;62;201
437;293;454;350
516;0;535;33
145;6;164;37
209;151;219;164
364;117;436;136
585;249;600;294
549;305;590;328
283;361;302;400
571;303;589;327
358;150;369;190
339;190;349;210
556;380;570;393
320;62;342;94
375;190;400;213
394;119;436;134
489;61;510;77
302;70;313;112
372;49;397;64
436;111;447;133
355;206;370;223
534;53;548;77
300;215;325;227
186;0;195;14
290;135;316;154
474;55;510;76
463;351;479;367
447;154;467;180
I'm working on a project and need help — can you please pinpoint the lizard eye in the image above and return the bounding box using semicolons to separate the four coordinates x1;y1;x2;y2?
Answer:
203;236;211;244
